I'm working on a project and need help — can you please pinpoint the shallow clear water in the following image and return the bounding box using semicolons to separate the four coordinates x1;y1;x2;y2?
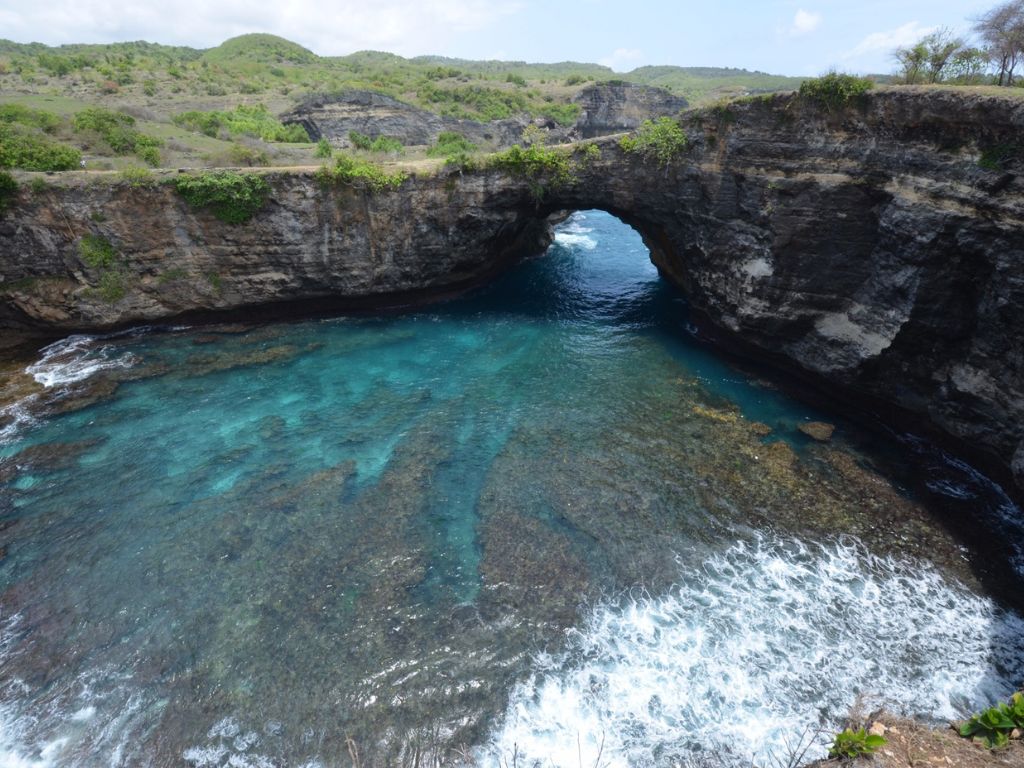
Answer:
0;211;1022;767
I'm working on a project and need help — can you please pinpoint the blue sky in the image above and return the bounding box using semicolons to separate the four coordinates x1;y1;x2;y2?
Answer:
0;0;997;75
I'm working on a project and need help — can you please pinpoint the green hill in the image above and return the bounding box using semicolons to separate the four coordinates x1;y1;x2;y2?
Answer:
0;33;807;170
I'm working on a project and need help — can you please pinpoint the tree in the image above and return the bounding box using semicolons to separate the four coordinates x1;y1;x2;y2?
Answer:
894;41;929;84
974;0;1024;85
893;28;969;83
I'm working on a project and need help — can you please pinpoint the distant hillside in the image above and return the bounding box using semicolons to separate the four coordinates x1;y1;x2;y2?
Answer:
0;34;803;111
0;33;806;171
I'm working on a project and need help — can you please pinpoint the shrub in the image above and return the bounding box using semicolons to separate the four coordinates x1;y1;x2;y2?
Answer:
0;171;17;211
73;107;164;160
173;171;271;224
143;79;157;96
315;138;332;158
78;234;117;269
798;72;874;112
427;131;477;159
118;166;157;188
0;124;82;171
487;142;574;201
370;136;403;155
348;130;373;150
173;104;309;143
540;103;581;127
505;73;527;87
0;104;61;132
136;144;161;167
960;692;1024;749
314;154;407;193
619;116;688;166
565;74;587;86
228;143;270;167
827;728;887;759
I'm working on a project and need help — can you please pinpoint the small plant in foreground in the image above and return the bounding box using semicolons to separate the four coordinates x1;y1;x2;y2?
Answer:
173;171;271;224
959;692;1024;749
798;72;874;112
619;116;688;166
315;138;332;159
827;727;887;759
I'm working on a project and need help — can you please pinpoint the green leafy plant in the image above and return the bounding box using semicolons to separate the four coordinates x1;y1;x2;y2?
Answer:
0;123;82;171
78;234;117;269
619;116;688;166
348;131;403;154
314;154;407;193
118;166;157;188
827;728;887;759
173;171;271;224
73;107;163;165
173;104;309;143
959;693;1024;749
315;138;332;158
487;142;574;201
426;130;477;159
798;72;874;112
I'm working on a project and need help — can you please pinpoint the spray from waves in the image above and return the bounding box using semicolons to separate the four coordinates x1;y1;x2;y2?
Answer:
554;232;598;251
553;211;598;251
483;536;1024;768
25;336;137;389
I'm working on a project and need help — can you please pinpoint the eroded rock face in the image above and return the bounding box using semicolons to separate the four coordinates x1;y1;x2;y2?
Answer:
280;90;532;148
1;88;1023;497
572;83;689;138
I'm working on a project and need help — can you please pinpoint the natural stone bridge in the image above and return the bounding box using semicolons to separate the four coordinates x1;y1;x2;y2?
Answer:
1;89;1023;496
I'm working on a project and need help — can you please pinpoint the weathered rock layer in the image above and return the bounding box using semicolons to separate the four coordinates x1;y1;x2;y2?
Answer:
1;88;1023;496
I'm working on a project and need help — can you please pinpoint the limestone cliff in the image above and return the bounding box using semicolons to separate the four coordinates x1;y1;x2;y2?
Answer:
1;87;1022;498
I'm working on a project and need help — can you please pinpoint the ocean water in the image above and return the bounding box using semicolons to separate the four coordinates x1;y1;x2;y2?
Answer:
0;211;1022;767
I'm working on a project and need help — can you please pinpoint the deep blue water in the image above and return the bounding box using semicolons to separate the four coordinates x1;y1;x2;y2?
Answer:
0;211;1022;767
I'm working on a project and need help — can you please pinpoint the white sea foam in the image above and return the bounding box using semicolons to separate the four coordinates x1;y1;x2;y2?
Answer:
25;335;136;389
483;536;1024;768
554;232;598;251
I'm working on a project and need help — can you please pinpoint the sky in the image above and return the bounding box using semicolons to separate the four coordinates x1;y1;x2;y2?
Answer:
0;0;998;75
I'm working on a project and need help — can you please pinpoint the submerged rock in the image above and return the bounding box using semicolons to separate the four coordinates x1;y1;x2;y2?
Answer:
799;421;835;442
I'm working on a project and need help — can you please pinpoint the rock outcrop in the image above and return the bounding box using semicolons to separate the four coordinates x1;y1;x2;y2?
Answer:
281;83;687;149
1;88;1023;498
572;83;688;138
280;90;531;148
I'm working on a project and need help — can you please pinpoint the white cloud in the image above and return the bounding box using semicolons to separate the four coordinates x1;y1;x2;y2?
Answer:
789;9;822;37
598;48;643;72
844;21;938;59
0;0;523;57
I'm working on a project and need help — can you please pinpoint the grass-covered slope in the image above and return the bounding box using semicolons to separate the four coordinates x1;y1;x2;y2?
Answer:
0;33;806;170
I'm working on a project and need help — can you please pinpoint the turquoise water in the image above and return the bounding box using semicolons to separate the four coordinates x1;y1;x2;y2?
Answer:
0;211;1022;767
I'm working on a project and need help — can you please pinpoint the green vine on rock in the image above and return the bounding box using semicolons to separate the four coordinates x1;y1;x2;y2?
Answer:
173;171;271;224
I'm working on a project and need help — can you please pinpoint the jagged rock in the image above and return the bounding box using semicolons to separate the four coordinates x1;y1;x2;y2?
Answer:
280;89;531;148
572;83;688;138
2;88;1023;500
281;82;687;149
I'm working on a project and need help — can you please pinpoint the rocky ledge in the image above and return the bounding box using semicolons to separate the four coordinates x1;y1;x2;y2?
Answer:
1;87;1022;498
